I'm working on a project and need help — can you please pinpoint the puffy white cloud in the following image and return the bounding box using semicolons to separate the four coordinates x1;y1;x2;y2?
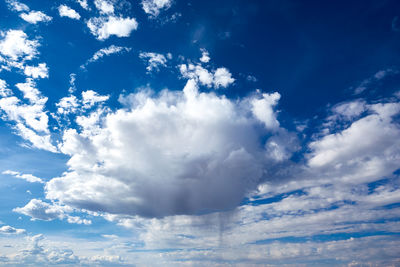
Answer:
81;45;131;69
45;80;285;218
0;30;39;61
180;64;235;89
23;63;48;79
14;199;65;221
20;11;52;24
15;78;45;104
6;0;29;12
0;79;56;152
56;95;79;115
139;52;168;72
0;94;48;132
55;89;109;118
199;48;210;63
2;170;43;183
87;16;138;40
4;234;81;265
94;0;114;14
58;5;81;20
13;199;91;225
0;79;12;97
0;225;25;235
308;102;400;185
14;123;57;152
251;91;281;130
0;233;128;266
180;64;213;87
142;0;173;18
82;90;109;109
214;67;235;88
77;0;89;10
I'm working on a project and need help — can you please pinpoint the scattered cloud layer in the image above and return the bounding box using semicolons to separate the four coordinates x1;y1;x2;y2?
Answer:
0;1;399;266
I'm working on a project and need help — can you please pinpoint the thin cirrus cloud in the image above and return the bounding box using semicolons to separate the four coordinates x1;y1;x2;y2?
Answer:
80;45;131;69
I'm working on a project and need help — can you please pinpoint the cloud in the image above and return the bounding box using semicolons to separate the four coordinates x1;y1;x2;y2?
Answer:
199;48;210;63
82;90;109;109
139;52;168;72
0;79;12;97
94;0;114;14
2;170;44;183
0;79;56;152
77;0;89;10
0;225;25;235
251;91;281;130
0;233;127;266
58;5;81;20
81;45;131;69
141;0;173;18
246;75;257;82
15;78;45;104
0;30;39;61
20;11;52;24
56;95;79;115
45;79;286;218
214;67;235;88
308;102;400;186
7;234;81;265
87;16;138;40
23;63;48;79
55;88;109;118
180;64;235;89
331;99;366;119
5;0;29;12
13;199;91;225
353;68;398;94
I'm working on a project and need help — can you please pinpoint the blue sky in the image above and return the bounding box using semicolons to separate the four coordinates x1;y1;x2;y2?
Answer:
0;0;400;266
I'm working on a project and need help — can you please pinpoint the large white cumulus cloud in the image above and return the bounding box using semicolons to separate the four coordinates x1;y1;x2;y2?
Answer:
46;80;284;218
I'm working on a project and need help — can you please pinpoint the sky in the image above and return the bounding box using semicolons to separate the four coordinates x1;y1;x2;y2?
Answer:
0;0;400;266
